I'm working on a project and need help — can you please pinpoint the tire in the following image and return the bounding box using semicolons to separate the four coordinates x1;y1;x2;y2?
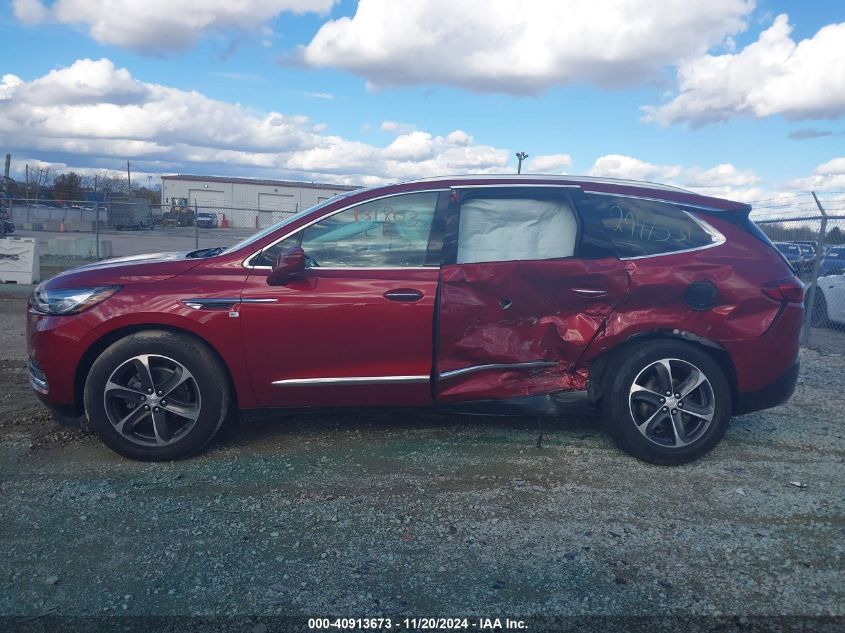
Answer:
84;330;230;461
809;292;831;328
601;340;732;465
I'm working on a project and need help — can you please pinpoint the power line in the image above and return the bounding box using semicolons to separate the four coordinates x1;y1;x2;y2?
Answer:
127;161;159;177
748;192;812;204
752;202;819;210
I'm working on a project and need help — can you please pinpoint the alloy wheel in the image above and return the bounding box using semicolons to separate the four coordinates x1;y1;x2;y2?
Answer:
628;358;715;448
103;354;202;447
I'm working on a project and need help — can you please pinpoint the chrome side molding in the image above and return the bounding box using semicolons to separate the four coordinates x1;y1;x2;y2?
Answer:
438;361;558;380
571;288;609;297
272;375;429;387
182;298;277;310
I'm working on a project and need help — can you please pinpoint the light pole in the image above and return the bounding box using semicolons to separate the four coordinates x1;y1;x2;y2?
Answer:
516;152;529;174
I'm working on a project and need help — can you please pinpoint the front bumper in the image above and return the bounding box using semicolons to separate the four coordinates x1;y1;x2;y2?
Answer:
36;394;83;427
27;358;49;394
27;356;83;426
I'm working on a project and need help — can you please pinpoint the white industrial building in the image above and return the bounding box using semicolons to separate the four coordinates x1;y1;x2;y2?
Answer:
161;175;359;228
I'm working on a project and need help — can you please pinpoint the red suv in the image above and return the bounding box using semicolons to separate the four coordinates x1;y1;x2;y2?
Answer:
27;176;803;464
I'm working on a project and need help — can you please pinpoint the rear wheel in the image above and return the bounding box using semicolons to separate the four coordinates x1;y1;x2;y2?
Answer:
602;340;732;465
84;331;230;461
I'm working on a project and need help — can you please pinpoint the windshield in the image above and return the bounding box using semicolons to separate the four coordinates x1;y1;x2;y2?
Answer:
219;190;361;256
776;244;798;255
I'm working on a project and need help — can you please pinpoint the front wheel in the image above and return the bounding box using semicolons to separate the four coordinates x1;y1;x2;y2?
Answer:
84;331;230;461
601;341;732;465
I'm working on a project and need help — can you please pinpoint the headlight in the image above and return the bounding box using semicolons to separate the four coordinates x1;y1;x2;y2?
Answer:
31;285;121;315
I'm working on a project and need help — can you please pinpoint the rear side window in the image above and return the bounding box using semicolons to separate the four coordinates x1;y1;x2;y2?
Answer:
455;190;578;264
582;194;716;258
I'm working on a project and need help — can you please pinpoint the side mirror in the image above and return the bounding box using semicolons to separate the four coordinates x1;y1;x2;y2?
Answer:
268;246;306;284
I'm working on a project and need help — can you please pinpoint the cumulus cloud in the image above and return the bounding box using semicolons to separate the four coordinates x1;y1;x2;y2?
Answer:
589;154;764;201
12;0;47;23
789;158;845;191
789;128;836;140
11;0;335;53
526;154;573;174
17;58;149;106
644;14;845;126
380;121;417;135
299;0;753;94
0;58;511;185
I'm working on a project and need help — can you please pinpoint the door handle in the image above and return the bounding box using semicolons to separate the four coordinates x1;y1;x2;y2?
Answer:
571;288;609;298
384;288;424;302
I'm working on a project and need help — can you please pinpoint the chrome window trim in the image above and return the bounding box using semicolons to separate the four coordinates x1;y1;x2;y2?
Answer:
583;189;730;214
452;183;581;190
288;266;434;272
243;188;449;270
583;191;727;261
273;375;429;387
438;361;558;380
410;174;694;193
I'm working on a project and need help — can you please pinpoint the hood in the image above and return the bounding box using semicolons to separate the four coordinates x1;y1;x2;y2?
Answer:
43;251;206;289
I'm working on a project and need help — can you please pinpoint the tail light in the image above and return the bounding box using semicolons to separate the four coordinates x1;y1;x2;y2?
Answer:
762;278;805;304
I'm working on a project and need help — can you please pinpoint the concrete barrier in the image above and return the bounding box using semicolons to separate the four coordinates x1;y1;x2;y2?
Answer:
49;237;113;259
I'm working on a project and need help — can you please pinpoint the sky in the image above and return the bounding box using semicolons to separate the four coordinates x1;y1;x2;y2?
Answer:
2;0;845;211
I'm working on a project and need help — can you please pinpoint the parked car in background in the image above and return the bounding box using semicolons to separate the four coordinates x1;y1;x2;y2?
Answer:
792;240;817;252
28;175;803;465
2;220;14;234
820;245;845;277
808;267;845;327
774;242;802;272
196;212;219;229
796;243;815;273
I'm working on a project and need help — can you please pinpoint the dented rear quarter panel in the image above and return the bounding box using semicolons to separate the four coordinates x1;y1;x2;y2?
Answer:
579;212;801;393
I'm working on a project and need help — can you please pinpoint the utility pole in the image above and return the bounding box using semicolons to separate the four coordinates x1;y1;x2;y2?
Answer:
2;153;10;239
516;151;529;174
127;160;131;192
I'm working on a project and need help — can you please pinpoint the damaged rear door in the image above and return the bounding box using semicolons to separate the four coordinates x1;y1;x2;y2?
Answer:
434;186;629;403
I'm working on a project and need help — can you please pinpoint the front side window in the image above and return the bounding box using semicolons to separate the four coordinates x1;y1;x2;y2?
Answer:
254;191;439;267
456;192;578;264
582;194;716;258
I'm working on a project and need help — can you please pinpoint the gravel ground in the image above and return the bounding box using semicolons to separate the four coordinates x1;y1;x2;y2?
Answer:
0;292;843;622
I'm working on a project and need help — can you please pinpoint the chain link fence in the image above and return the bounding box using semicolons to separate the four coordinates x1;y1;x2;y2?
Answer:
753;191;845;353
5;196;295;262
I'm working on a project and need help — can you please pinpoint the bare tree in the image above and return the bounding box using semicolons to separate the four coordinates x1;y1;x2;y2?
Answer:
28;167;53;203
96;172;131;195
